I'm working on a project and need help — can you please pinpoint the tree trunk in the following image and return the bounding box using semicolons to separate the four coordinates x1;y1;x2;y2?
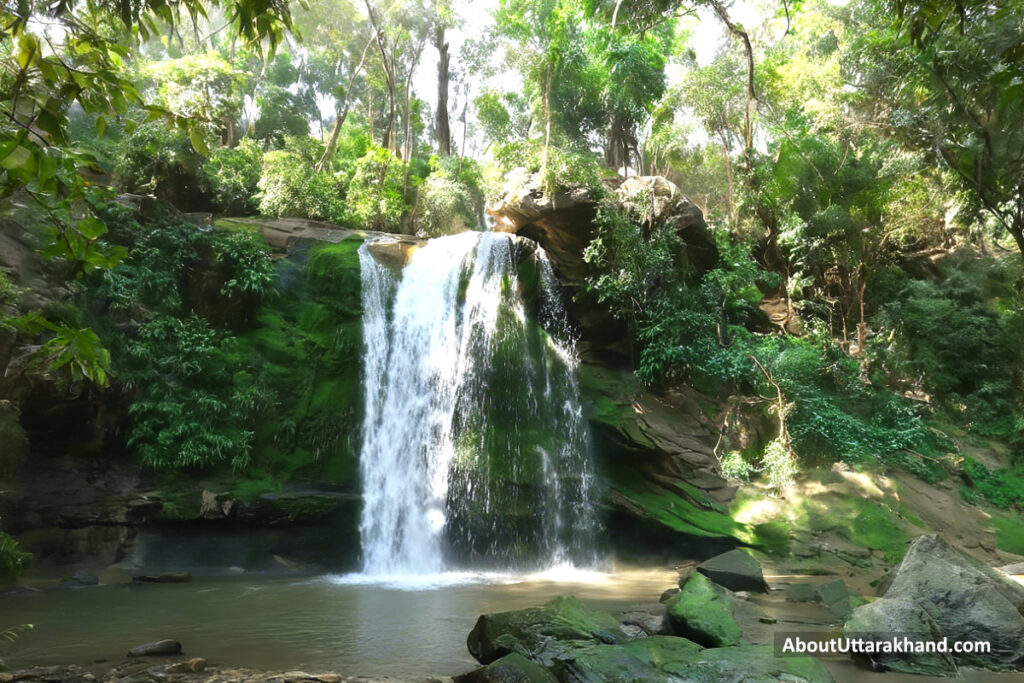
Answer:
710;0;756;153
434;26;452;156
317;33;378;171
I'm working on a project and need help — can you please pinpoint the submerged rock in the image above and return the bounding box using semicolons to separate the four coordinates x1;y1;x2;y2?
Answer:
60;571;99;588
845;534;1024;672
131;572;193;583
127;639;182;657
467;595;628;665
453;653;557;683
696;548;770;593
665;572;742;648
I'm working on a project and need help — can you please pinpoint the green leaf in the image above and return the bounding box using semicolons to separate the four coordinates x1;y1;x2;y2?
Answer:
95;116;107;137
189;127;210;156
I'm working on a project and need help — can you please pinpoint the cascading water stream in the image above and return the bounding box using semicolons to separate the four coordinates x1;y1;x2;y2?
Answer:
357;231;597;576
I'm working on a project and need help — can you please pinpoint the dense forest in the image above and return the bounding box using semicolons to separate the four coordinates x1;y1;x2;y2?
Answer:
3;0;1024;680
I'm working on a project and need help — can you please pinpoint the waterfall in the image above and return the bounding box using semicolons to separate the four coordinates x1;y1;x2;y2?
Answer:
357;231;597;576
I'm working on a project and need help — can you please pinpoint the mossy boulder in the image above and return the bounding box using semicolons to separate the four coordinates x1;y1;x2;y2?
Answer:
454;653;558;683
547;637;833;683
665;572;742;648
467;595;629;665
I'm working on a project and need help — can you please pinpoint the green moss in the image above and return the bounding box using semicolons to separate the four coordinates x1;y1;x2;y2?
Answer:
306;239;363;307
666;572;741;647
991;512;1024;555
233;471;283;501
796;496;909;565
607;465;773;547
212;218;263;233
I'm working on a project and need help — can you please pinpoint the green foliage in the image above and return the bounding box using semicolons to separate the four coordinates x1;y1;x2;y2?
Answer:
212;230;276;299
115;121;207;209
257;138;346;223
202;139;263;214
961;458;1024;509
344;145;408;232
10;314;112;387
719;451;752;482
91;210;282;470
0;531;30;584
761;437;798;491
871;257;1024;444
494;140;606;197
0;622;33;672
583;197;685;329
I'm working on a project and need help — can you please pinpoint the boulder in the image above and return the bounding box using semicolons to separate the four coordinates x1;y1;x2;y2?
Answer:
845;534;1024;672
665;572;742;648
613;176;716;273
697;548;770;593
786;582;818;603
453;653;557;683
845;597;956;676
467;595;628;665
487;171;715;283
127;639;182;657
548;637;832;683
619;611;667;637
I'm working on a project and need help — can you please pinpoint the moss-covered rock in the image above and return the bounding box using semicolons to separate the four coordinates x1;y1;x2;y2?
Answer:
454;653;558;683
665;572;742;648
545;637;833;683
467;595;629;665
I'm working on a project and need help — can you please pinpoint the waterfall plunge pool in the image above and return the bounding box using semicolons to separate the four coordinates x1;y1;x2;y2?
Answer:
0;567;676;677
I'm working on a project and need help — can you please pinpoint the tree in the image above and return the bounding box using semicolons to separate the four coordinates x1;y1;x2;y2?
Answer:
849;0;1024;261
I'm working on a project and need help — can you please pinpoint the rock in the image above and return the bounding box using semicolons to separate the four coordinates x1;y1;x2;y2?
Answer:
126;639;182;657
487;172;715;283
815;579;849;606
131;572;193;583
998;562;1024;575
164;658;207;674
453;653;557;683
759;616;777;624
696;548;770;593
366;237;425;270
613;176;716;273
846;534;1024;672
548;637;832;683
467;595;629;665
658;587;679;604
619;611;667;636
845;597;956;676
665;572;742;648
786;582;818;603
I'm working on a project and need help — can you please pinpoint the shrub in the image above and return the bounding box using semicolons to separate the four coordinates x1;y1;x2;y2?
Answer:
202;139;262;214
257;138;345;223
344;146;407;232
415;166;480;237
91;211;279;471
114;121;207;210
720;451;753;482
0;531;29;584
493;140;606;197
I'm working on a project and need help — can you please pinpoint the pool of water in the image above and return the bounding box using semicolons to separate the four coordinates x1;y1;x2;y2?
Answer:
0;566;676;677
